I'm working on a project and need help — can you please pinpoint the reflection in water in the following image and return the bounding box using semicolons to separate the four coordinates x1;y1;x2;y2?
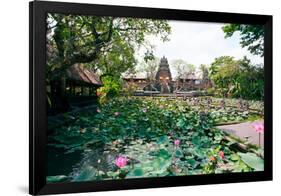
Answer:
47;143;120;182
47;147;83;177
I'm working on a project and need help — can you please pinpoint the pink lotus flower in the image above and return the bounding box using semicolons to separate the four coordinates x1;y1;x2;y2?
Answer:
218;151;225;159
114;112;120;116
96;108;101;113
252;122;264;134
96;91;102;97
209;156;216;162
174;139;180;146
115;155;127;168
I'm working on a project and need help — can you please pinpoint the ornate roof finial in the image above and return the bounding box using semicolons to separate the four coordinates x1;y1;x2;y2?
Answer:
161;55;167;63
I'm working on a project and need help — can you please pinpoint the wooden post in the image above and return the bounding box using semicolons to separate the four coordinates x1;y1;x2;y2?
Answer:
81;86;84;96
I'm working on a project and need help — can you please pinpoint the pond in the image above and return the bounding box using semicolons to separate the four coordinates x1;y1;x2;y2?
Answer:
47;97;264;183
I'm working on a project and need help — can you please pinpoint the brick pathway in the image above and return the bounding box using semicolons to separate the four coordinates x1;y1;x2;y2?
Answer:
217;120;264;148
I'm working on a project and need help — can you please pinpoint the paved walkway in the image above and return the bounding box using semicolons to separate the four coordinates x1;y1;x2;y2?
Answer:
217;120;264;148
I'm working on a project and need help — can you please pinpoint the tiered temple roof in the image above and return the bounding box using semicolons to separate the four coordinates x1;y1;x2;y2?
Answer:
155;56;172;81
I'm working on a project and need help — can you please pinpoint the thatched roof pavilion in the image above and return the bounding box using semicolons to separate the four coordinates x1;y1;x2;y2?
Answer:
66;64;102;87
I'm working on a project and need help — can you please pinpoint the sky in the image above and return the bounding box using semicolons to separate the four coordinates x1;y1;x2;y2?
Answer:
136;20;263;76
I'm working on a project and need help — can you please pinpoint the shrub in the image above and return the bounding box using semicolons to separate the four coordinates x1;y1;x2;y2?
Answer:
97;75;123;104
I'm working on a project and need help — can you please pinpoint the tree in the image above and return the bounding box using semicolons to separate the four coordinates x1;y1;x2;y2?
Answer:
46;13;171;108
47;14;171;79
139;57;160;82
171;59;195;79
209;56;264;100
199;64;210;89
199;64;209;81
210;56;240;97
95;40;137;77
222;24;264;56
171;59;195;91
209;56;237;76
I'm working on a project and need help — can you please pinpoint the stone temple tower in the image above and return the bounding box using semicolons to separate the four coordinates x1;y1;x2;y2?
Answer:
155;56;173;93
156;56;172;81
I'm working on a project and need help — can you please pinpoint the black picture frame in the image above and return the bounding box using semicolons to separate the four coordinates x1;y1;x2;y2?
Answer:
29;1;273;195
